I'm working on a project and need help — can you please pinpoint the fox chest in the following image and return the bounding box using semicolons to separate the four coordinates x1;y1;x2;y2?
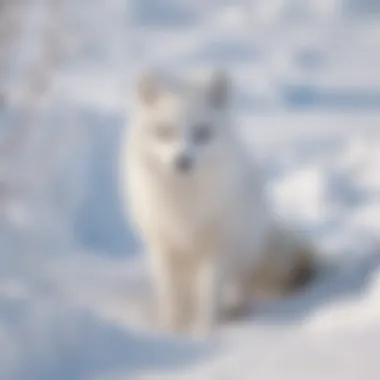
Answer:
131;178;231;250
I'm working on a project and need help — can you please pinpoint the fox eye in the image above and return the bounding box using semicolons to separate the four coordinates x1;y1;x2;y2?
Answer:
155;123;176;141
193;123;212;144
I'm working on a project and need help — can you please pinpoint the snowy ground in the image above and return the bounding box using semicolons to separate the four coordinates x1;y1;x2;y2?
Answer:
1;1;380;379
2;112;380;380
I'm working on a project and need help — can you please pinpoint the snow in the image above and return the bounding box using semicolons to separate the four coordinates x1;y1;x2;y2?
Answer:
1;0;380;379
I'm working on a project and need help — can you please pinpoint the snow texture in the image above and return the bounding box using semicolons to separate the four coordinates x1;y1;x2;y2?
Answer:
0;0;380;379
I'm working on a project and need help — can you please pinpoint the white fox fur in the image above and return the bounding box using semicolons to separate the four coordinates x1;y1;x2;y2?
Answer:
121;70;315;335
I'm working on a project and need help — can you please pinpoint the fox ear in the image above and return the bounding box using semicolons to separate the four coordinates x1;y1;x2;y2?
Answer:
137;71;160;105
208;69;230;109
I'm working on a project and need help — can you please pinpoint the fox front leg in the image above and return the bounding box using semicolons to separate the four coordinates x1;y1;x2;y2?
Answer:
150;248;187;332
191;253;223;337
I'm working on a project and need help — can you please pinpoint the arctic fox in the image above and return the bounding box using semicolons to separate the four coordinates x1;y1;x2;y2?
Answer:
121;70;315;335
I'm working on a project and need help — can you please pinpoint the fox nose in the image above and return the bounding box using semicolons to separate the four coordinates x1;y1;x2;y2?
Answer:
174;154;193;173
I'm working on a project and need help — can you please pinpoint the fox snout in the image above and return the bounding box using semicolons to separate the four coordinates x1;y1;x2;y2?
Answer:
174;154;194;173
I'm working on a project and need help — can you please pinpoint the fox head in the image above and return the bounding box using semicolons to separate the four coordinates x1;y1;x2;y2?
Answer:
130;70;233;177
